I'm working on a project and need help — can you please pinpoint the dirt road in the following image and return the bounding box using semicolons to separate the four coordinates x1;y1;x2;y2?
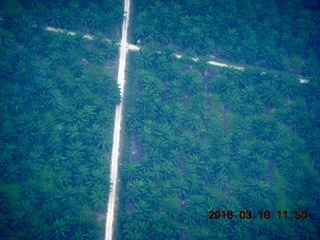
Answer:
104;0;130;239
44;27;308;83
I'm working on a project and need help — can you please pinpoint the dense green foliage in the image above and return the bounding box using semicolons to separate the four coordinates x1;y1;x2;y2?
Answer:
119;0;320;239
120;53;320;239
132;0;320;76
1;0;123;36
0;0;121;239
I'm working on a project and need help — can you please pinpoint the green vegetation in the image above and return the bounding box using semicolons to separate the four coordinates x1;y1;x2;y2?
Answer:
1;0;320;238
132;0;320;76
119;0;320;239
0;0;121;238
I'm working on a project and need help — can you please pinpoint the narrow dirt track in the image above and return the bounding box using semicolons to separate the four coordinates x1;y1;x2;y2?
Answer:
44;27;309;83
104;0;130;239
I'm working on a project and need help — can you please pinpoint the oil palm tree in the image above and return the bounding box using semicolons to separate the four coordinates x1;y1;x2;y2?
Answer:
126;179;147;203
104;42;118;60
135;48;156;69
46;9;65;27
73;165;90;187
7;212;26;232
0;29;15;48
157;63;177;82
54;169;73;189
295;221;318;240
240;84;258;103
15;20;33;43
0;59;12;80
30;220;51;239
133;200;152;215
49;218;69;239
89;185;107;210
212;171;230;191
3;162;19;183
257;81;280;108
170;178;188;200
225;89;243;113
